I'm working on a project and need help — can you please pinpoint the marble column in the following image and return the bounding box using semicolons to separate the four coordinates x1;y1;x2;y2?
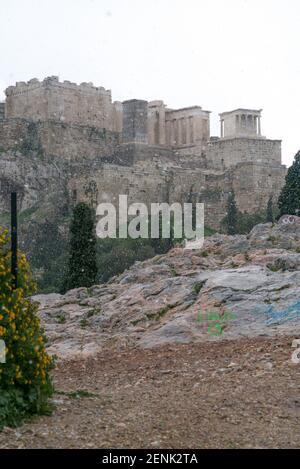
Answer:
177;119;181;145
186;117;190;144
189;117;194;143
158;107;166;145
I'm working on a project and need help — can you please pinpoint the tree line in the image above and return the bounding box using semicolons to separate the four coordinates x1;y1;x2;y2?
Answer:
223;150;300;235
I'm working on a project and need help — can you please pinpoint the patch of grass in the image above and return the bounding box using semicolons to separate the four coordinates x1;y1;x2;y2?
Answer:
80;319;89;328
56;313;66;324
200;250;209;257
192;281;205;295
169;266;179;277
267;236;278;245
267;263;281;272
146;306;171;322
204;226;217;237
132;305;176;325
156;306;170;319
131;318;142;326
244;251;251;262
87;308;101;318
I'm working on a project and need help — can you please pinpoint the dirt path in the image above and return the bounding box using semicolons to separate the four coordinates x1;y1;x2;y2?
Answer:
0;335;299;449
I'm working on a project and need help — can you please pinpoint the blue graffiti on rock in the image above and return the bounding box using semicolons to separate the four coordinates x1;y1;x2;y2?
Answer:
261;300;300;326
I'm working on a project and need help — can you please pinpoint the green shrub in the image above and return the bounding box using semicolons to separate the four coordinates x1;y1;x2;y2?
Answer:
0;228;54;430
96;237;156;283
222;210;266;235
204;226;216;237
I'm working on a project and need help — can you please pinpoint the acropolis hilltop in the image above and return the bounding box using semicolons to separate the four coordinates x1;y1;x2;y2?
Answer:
0;76;286;229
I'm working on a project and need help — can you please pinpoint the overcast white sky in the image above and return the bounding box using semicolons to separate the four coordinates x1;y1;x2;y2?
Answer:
0;0;299;166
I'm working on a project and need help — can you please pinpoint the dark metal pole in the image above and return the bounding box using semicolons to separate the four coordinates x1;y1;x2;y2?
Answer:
11;192;18;289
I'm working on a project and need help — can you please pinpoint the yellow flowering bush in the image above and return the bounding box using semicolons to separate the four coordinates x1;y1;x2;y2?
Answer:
0;227;54;430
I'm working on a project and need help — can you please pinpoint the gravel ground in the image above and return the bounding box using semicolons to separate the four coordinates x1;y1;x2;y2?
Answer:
0;335;299;449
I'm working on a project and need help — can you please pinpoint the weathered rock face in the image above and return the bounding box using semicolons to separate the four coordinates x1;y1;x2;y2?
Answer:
0;151;69;267
34;219;300;360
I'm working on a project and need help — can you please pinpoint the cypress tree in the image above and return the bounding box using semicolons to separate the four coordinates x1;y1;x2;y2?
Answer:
63;203;98;292
266;195;274;223
278;151;300;216
226;191;238;235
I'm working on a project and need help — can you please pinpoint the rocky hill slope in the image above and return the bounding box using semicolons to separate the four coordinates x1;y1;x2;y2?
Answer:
34;217;300;360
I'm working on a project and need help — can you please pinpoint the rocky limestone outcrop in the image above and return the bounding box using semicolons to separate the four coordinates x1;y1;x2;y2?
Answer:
0;151;69;260
34;217;300;360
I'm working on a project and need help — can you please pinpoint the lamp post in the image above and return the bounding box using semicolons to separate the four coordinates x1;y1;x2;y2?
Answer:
11;192;18;289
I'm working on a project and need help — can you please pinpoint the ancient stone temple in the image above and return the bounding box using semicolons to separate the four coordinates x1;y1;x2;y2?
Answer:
0;76;286;229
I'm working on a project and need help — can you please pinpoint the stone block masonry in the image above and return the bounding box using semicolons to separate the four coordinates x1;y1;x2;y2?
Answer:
0;102;5;120
0;76;287;230
5;76;122;132
0;118;120;162
206;137;282;170
3;77;212;151
122;100;148;144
